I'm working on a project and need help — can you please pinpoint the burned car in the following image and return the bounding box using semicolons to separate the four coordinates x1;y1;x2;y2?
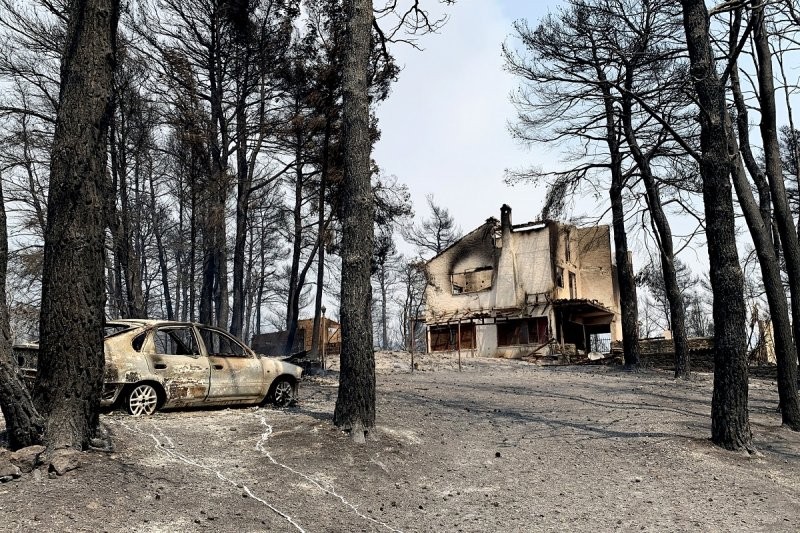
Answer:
16;319;302;416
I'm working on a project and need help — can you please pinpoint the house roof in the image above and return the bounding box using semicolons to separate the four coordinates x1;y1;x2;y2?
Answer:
552;298;615;317
425;217;498;264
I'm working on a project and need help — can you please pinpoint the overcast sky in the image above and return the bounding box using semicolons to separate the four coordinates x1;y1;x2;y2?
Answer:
373;0;559;243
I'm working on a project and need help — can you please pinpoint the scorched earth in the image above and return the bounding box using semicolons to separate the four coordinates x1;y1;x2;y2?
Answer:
1;351;799;532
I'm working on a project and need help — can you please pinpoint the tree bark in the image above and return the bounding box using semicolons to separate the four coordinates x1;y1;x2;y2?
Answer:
749;3;800;429
284;129;305;355
310;121;332;362
620;69;689;378
0;178;44;450
680;0;752;450
592;59;640;369
230;79;250;338
380;261;388;349
34;0;119;451
728;124;800;429
334;0;375;441
149;169;173;320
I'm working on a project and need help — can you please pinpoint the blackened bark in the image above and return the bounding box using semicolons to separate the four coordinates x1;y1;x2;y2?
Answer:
334;0;375;440
108;89;146;319
0;179;44;450
149;171;173;320
591;57;640;369
309;189;327;361
610;185;640;369
284;130;305;355
230;81;250;338
728;126;800;429
750;3;800;429
380;261;388;349
34;0;119;451
310;127;330;361
204;10;230;330
620;71;688;378
680;0;751;450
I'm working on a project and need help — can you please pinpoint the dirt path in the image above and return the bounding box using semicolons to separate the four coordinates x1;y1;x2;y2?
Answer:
1;355;799;532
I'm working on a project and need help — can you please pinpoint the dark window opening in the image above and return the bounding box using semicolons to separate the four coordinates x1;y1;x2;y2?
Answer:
565;232;572;262
132;333;146;352
556;267;564;288
451;266;493;294
569;272;577;299
200;327;247;357
154;327;200;356
497;318;548;347
429;323;476;352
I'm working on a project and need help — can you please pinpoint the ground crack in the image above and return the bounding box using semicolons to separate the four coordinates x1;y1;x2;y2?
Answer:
254;413;403;533
111;418;306;532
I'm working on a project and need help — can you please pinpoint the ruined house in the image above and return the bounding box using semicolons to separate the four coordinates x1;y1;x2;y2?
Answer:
423;205;622;359
251;317;341;356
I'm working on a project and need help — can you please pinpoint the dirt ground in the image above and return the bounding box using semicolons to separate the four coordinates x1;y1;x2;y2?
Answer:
1;351;799;532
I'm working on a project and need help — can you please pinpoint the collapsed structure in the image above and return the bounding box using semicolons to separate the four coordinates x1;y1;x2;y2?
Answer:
251;318;341;356
423;205;622;359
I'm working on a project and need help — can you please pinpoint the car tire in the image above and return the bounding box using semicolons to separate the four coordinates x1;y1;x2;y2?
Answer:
126;383;160;416
268;377;295;407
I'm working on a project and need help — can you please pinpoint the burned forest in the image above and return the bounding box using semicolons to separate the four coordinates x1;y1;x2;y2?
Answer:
0;0;800;531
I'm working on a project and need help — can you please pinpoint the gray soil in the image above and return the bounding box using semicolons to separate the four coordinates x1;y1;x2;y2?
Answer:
1;352;799;532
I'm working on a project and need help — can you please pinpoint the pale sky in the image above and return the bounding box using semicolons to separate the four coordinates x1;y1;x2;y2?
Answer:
372;0;714;274
374;0;558;242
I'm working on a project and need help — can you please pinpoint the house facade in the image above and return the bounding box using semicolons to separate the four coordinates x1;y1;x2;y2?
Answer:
423;204;622;359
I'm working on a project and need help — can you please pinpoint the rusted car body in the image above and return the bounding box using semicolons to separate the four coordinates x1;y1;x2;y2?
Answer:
16;319;303;415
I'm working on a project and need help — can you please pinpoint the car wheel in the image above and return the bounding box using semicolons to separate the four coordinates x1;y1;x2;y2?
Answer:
270;377;295;407
126;383;159;416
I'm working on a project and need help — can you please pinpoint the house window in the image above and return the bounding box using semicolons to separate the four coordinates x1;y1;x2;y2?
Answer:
565;232;571;262
556;267;564;288
497;318;548;346
569;272;577;299
429;323;476;351
451;266;493;294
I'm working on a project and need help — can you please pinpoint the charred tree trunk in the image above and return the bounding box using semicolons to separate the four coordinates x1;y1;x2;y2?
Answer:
334;0;375;441
244;230;256;343
380;261;388;349
108;95;145;319
0;178;44;450
609;183;640;369
680;0;752;451
309;204;326;361
284;131;305;355
310;123;332;361
593;63;640;369
34;0;119;451
727;7;800;429
149;170;173;320
620;75;688;378
230;83;250;338
728;126;800;429
750;3;800;429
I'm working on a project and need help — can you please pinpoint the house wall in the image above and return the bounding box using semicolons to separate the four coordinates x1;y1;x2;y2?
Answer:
425;221;499;320
577;226;621;340
425;220;553;320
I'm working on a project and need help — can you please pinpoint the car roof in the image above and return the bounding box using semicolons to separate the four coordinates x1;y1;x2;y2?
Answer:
108;319;202;328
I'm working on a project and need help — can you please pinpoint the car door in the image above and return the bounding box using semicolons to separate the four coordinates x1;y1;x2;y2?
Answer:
198;326;265;400
147;325;210;406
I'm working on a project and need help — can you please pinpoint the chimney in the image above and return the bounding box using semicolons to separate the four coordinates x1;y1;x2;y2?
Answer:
500;204;512;234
